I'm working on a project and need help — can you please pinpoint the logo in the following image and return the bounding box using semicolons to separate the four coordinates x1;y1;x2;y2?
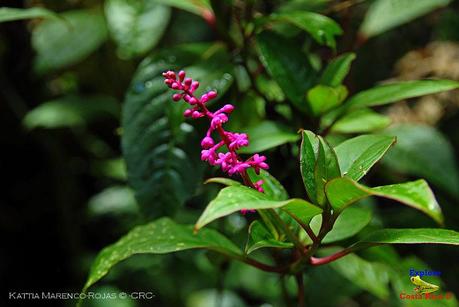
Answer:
399;268;453;301
410;275;439;294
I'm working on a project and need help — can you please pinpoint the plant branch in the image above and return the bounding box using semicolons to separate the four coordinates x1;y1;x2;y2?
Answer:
309;247;355;266
237;255;288;273
295;273;305;307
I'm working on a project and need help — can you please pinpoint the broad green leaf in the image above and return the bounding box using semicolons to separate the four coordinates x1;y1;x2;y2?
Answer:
105;0;171;59
245;220;293;254
320;53;356;87
122;44;231;217
345;80;459;109
314;136;340;206
326;178;443;224
32;10;108;74
195;185;321;230
382;124;459;199
269;12;342;48
152;0;211;15
82;217;242;292
360;0;451;38
0;7;59;22
321;248;390;299
239;121;299;154
322;205;372;244
255;74;285;102
256;31;316;111
205;177;242;187
282;200;323;226
300;130;319;204
247;169;289;201
92;158;127;181
330;108;391;134
87;186;138;217
354;228;459;248
334;134;396;181
23;95;119;129
307;85;347;116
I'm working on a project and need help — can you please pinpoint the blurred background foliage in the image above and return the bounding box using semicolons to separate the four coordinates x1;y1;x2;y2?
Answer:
1;0;459;306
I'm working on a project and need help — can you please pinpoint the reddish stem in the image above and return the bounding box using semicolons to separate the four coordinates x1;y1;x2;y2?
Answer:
309;248;353;266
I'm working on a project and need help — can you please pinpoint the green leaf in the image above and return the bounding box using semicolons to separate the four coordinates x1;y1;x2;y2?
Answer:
0;7;59;23
239;121;299;154
345;80;459;109
151;0;211;15
322;205;372;244
270;12;343;48
320;52;356;87
334;134;396;181
247;169;289;201
82;217;242;292
245;220;293;254
307;85;347;116
314;136;340;206
382;124;459;199
300;130;319;204
105;0;171;59
282;200;323;226
205;177;242;187
122;44;232;217
255;74;285;102
355;228;459;247
195;185;321;230
23;95;119;129
330;108;391;134
321;248;390;299
326;178;443;224
32;10;108;74
87;186;138;217
92;158;127;181
360;0;451;38
256;31;316;111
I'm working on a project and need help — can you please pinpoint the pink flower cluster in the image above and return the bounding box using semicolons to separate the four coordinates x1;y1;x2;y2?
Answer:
163;70;269;193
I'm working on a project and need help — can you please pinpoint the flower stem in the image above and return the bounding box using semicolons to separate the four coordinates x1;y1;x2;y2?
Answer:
187;90;257;189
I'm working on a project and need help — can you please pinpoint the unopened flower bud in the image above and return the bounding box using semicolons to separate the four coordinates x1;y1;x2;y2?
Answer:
172;94;182;101
184;78;192;86
171;82;180;90
192;111;202;118
201;136;214;149
221;104;234;113
178;70;186;81
166;71;176;79
200;94;209;103
207;91;217;99
189;97;198;105
184;109;193;117
190;81;200;92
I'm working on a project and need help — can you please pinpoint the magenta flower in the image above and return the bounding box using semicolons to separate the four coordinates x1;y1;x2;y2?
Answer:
163;69;269;194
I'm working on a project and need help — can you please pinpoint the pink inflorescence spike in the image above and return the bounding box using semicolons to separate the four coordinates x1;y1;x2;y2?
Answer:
163;70;269;194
